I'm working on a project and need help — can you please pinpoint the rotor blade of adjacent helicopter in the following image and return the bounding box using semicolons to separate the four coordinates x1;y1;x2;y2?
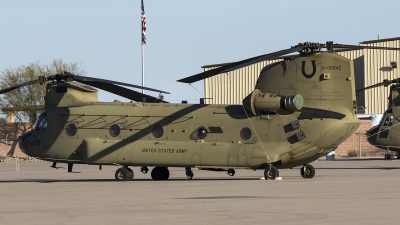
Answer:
0;79;42;94
356;78;400;92
72;75;170;94
177;46;304;84
81;81;169;103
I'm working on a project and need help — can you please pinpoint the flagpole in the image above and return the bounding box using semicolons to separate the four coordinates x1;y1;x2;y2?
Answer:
141;42;144;94
141;0;146;96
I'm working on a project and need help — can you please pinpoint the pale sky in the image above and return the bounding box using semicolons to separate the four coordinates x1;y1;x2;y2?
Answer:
1;0;400;104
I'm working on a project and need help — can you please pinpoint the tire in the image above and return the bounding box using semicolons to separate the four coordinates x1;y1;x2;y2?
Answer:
264;166;279;180
126;167;134;180
162;167;170;180
301;164;315;178
115;167;131;181
151;167;169;180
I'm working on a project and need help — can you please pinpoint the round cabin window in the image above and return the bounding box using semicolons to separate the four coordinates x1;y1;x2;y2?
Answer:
152;125;164;138
109;124;121;137
240;127;252;140
196;127;207;139
66;124;77;136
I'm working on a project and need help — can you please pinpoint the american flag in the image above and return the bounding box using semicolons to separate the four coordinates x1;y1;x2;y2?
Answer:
141;0;146;44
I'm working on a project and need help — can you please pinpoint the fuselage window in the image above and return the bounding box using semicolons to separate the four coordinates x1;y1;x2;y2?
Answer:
196;127;207;139
66;124;77;136
109;124;121;137
152;125;164;138
240;127;252;140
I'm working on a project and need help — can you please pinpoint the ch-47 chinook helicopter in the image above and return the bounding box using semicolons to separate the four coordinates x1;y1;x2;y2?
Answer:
2;42;399;181
359;79;400;159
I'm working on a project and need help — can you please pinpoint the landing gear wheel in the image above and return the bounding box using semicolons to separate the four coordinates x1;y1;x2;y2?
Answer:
151;167;169;180
185;167;194;179
301;164;315;179
264;166;279;180
115;167;133;181
162;167;170;180
124;167;134;180
227;169;235;176
385;154;394;160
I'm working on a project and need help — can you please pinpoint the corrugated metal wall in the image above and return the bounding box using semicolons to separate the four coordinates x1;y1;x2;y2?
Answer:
362;40;400;114
204;59;282;104
203;38;400;114
337;50;365;113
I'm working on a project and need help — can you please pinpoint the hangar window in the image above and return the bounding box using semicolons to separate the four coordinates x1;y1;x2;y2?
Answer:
152;125;164;138
240;127;252;140
66;124;77;136
196;127;207;139
109;124;121;137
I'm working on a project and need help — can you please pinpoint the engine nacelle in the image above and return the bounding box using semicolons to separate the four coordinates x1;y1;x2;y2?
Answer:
242;89;303;115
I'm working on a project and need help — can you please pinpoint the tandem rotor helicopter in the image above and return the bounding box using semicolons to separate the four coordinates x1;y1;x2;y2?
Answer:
358;79;400;159
2;41;400;181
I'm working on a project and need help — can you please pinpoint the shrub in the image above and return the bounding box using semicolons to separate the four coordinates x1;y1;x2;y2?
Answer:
347;150;358;157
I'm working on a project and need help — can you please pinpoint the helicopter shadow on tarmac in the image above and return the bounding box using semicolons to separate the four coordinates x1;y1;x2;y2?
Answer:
0;177;261;184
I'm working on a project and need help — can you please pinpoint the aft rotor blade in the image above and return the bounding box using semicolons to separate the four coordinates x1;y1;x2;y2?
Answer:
177;46;304;84
72;75;170;94
0;79;42;94
81;81;169;103
333;44;400;51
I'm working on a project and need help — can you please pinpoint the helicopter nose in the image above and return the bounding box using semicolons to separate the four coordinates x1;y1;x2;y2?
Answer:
18;131;33;155
366;126;379;145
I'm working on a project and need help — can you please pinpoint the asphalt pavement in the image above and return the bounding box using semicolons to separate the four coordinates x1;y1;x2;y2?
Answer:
1;158;399;225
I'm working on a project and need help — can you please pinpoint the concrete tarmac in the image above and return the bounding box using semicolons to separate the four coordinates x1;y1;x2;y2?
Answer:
1;159;400;225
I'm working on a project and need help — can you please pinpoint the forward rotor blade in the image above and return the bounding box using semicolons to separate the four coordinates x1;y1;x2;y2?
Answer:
177;46;304;84
71;75;170;94
81;81;168;103
0;79;42;94
1;105;45;112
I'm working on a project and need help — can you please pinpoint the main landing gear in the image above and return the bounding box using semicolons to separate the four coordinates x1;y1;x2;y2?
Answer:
115;166;134;181
385;149;394;160
300;164;315;178
264;166;279;179
185;167;194;179
151;167;170;180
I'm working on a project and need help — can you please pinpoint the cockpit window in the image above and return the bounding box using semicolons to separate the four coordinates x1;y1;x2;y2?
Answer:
381;115;394;127
35;119;47;132
378;114;394;139
33;110;48;132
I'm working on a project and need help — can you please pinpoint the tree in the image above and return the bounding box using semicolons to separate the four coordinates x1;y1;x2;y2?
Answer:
0;59;85;127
